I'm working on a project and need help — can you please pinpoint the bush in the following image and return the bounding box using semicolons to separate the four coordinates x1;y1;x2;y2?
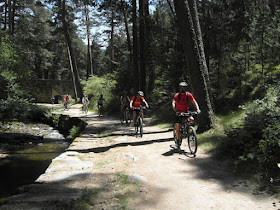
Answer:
81;75;117;114
226;83;280;181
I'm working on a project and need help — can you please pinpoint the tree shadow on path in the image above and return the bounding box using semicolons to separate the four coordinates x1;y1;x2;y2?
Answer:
68;137;174;154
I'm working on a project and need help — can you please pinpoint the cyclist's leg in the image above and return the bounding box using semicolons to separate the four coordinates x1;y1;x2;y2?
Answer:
132;111;136;125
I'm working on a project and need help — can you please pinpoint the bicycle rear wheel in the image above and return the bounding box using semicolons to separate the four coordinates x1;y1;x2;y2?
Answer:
187;126;197;154
125;110;131;124
120;111;125;124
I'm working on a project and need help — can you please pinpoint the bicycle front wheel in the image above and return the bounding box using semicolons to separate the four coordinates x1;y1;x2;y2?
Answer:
187;126;197;154
139;117;143;137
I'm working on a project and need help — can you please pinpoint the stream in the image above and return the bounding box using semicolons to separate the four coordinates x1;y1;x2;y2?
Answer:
0;123;71;199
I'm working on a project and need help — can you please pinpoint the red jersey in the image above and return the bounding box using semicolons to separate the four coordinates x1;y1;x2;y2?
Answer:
131;96;144;108
174;92;194;113
65;96;69;102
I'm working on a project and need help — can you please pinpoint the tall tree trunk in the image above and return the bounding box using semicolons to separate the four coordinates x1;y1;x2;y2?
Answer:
11;0;15;34
85;5;93;78
189;0;214;108
67;44;78;100
8;0;12;34
3;0;8;30
121;0;132;58
132;0;139;91
121;0;133;91
174;0;214;132
110;9;115;72
139;0;146;92
145;0;155;93
60;0;83;101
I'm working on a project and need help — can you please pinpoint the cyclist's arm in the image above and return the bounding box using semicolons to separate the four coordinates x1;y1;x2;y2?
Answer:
191;99;200;112
172;99;177;112
130;99;133;109
142;99;149;108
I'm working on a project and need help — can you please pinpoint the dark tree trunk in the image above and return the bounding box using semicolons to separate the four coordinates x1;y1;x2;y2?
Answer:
121;0;133;91
189;0;214;108
3;0;8;30
139;0;146;92
60;0;83;101
174;0;214;132
145;0;154;93
121;0;132;58
85;5;93;78
110;9;115;73
132;0;139;91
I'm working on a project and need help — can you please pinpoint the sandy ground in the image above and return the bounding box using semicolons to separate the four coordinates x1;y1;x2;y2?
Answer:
1;103;279;210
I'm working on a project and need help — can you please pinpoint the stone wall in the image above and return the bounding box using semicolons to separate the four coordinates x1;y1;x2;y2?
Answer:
31;80;74;103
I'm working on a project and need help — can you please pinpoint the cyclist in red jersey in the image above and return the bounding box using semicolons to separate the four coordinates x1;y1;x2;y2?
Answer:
130;91;149;126
172;82;201;143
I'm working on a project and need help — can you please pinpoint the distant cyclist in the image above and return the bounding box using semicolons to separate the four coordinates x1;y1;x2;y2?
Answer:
98;94;105;107
64;94;70;110
172;82;201;145
130;91;149;126
120;91;130;113
82;95;89;111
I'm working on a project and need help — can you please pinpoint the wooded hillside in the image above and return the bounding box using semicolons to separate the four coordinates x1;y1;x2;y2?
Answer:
1;0;278;115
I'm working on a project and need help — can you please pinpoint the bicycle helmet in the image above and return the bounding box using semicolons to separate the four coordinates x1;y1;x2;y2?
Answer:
179;82;188;87
137;91;144;96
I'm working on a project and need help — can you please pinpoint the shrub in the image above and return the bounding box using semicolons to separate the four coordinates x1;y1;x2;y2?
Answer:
226;83;280;181
81;75;117;113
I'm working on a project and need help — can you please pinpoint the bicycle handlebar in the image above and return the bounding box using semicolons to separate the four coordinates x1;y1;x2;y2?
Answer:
177;111;198;117
131;106;147;110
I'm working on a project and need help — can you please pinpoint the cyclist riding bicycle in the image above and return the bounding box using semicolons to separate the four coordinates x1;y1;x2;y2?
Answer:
82;94;89;109
172;82;201;147
64;94;70;110
98;94;105;108
130;91;149;126
120;91;130;113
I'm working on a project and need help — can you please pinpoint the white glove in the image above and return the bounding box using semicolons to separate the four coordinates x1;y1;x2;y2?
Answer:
197;109;201;114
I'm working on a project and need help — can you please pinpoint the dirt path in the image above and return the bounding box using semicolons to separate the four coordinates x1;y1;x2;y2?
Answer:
2;104;278;209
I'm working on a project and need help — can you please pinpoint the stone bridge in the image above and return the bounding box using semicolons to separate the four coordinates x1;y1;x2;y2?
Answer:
32;80;74;103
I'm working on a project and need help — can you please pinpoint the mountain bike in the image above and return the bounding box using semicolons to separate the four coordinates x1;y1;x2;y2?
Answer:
82;103;88;114
173;111;198;155
120;106;131;125
98;104;104;116
133;106;146;138
64;101;70;110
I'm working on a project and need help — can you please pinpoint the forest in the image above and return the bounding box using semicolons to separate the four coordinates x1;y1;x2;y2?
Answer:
0;0;279;191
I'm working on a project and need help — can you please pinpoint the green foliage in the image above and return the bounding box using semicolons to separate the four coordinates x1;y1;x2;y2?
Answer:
81;75;117;113
226;83;280;182
67;125;82;139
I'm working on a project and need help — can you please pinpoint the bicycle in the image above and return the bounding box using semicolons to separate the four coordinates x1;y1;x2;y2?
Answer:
120;106;131;125
133;106;146;138
82;103;88;114
98;104;104;116
173;111;198;155
64;101;70;110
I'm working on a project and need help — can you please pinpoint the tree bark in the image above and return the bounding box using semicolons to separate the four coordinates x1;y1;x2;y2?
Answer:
120;0;132;58
189;0;214;108
132;0;139;91
174;0;215;132
110;9;115;72
139;0;146;92
60;0;83;101
85;5;93;78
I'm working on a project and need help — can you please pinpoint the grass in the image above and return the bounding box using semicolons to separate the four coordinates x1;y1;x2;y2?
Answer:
197;109;246;169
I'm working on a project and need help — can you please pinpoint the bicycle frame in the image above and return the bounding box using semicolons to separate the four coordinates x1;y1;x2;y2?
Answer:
174;111;198;154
